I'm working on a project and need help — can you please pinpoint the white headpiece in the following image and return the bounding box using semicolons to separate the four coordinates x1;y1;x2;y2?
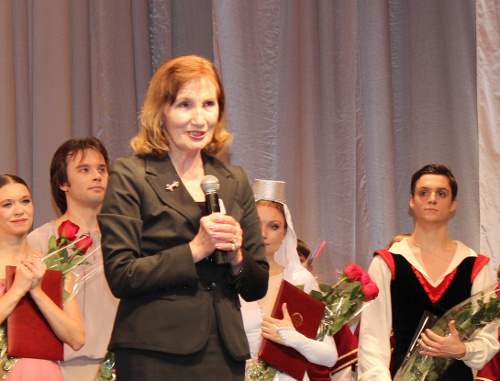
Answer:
252;179;303;276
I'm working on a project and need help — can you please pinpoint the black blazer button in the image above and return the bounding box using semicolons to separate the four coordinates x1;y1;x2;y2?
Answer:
206;282;217;291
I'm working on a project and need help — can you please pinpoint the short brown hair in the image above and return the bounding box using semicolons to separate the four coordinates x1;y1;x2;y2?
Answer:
50;137;109;214
297;239;310;259
131;55;232;158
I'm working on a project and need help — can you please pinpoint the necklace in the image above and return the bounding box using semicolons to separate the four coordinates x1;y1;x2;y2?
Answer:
409;238;453;263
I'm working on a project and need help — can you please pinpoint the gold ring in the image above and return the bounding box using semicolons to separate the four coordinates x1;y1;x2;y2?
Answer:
232;235;237;244
231;243;236;251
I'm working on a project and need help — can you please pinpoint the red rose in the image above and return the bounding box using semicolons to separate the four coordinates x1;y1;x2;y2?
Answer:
362;281;379;301
344;262;364;282
73;235;93;254
360;271;372;286
58;220;79;242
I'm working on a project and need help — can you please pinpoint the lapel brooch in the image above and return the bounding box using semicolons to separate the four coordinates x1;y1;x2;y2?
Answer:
166;181;180;192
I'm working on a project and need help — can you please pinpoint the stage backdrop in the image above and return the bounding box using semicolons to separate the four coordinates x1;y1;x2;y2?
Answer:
1;0;499;280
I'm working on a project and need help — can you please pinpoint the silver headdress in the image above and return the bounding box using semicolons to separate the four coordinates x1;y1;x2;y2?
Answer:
252;179;286;204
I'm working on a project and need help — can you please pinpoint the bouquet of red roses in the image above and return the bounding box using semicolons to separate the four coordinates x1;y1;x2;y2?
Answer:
42;220;100;302
0;221;97;378
42;220;93;273
247;263;379;380
394;280;500;381
310;262;379;340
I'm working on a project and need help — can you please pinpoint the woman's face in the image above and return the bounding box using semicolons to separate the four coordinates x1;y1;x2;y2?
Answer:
163;77;219;156
0;183;33;237
257;204;287;257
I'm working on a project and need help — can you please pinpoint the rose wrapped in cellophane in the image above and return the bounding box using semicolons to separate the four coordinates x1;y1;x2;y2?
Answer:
311;262;380;340
42;220;93;272
94;350;116;381
42;220;102;302
247;263;379;380
0;220;101;379
394;280;500;381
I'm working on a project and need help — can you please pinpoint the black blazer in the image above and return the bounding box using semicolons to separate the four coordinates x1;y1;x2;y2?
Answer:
98;153;269;361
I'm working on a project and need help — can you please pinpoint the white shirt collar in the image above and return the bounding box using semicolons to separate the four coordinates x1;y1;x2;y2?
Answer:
388;238;477;286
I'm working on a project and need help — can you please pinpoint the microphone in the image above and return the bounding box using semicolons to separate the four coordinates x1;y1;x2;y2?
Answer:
200;175;229;265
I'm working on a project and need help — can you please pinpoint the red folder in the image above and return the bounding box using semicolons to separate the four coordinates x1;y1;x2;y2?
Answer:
5;266;64;360
258;280;326;381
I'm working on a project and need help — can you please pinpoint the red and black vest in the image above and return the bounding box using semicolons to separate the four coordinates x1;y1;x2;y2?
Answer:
375;249;489;381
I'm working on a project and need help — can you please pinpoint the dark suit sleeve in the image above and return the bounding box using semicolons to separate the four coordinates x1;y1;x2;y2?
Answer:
99;156;268;301
227;165;269;301
98;157;199;298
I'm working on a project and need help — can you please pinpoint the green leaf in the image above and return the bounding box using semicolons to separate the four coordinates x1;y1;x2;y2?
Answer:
427;371;440;381
63;289;70;302
343;281;362;295
329;317;346;334
458;317;472;331
69;257;88;267
100;365;113;378
319;283;331;292
48;235;58;252
413;355;432;374
432;326;446;336
310;289;323;301
61;249;69;261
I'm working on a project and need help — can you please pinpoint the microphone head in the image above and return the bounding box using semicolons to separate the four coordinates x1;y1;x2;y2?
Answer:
201;175;220;195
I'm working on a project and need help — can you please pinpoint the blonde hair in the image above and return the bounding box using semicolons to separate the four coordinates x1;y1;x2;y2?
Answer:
131;55;232;158
386;233;411;250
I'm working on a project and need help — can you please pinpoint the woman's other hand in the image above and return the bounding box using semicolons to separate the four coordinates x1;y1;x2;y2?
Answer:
261;303;295;344
21;256;47;293
9;263;34;298
190;213;243;269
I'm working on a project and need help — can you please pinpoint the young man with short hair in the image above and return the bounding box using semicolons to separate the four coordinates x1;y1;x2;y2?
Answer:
29;137;118;381
358;163;498;381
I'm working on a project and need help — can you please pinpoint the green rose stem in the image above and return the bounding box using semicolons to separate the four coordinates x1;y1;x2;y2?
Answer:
42;239;81;269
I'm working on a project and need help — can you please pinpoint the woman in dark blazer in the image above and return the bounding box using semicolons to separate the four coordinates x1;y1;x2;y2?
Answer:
98;55;269;380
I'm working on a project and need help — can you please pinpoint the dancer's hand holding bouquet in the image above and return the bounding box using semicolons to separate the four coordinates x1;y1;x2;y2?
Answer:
247;263;379;380
394;280;500;381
